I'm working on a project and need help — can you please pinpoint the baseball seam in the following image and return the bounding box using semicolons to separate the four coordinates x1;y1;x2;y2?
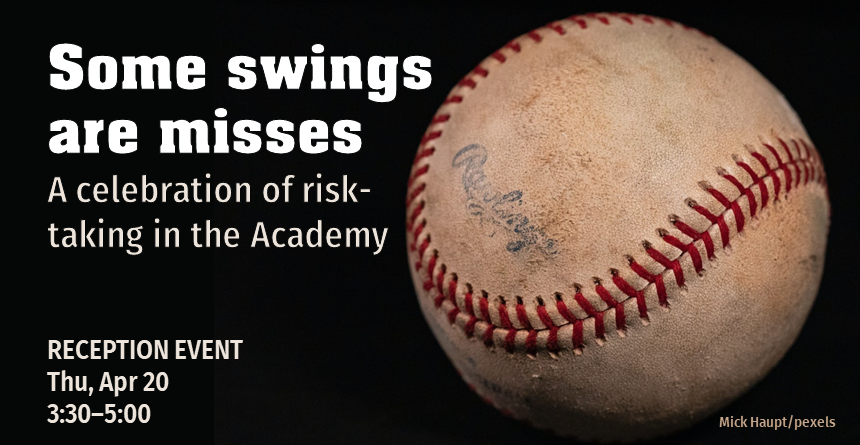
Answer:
407;13;828;357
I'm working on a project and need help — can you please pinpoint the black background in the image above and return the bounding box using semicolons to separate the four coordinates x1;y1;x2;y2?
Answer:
34;2;858;444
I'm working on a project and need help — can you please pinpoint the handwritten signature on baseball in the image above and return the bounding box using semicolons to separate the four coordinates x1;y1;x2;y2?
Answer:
452;144;558;256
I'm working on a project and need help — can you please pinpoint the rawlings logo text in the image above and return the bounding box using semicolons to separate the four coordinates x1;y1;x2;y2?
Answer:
452;144;558;256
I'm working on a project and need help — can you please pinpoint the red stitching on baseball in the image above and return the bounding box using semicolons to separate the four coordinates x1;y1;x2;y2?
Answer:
546;326;560;353
546;22;566;35
612;272;649;320
447;307;460;325
435;264;446;295
479;295;491;322
406;183;425;208
731;201;745;233
526;330;538;355
464;316;477;337
763;144;785;198
703;183;731;208
608;12;635;25
615;303;626;332
595;281;618;308
659;230;704;274
687;198;718;223
504;328;517;353
407;14;827;356
628;256;669;307
425;253;438;290
798;140;811;184
644;241;685;288
718;168;745;194
448;275;458;305
407;201;424;230
536;301;554;327
749;153;773;208
594;312;605;340
586;13;610;25
498;298;514;329
574;289;599;317
701;231;717;259
407;164;428;188
416;238;430;265
463;315;478;338
433;292;444;307
421;131;442;146
573;319;584;349
483;325;495;347
780;138;795;160
796;140;810;185
413;147;436;164
556;294;577;323
458;78;477;89
765;143;785;165
464;288;475;316
716;215;731;248
568;16;588;29
516;297;533;329
411;219;425;246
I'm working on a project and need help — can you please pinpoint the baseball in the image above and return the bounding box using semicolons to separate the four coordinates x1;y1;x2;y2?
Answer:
407;12;829;441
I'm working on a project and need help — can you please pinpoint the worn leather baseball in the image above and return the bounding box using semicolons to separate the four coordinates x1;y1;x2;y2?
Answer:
407;13;829;442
